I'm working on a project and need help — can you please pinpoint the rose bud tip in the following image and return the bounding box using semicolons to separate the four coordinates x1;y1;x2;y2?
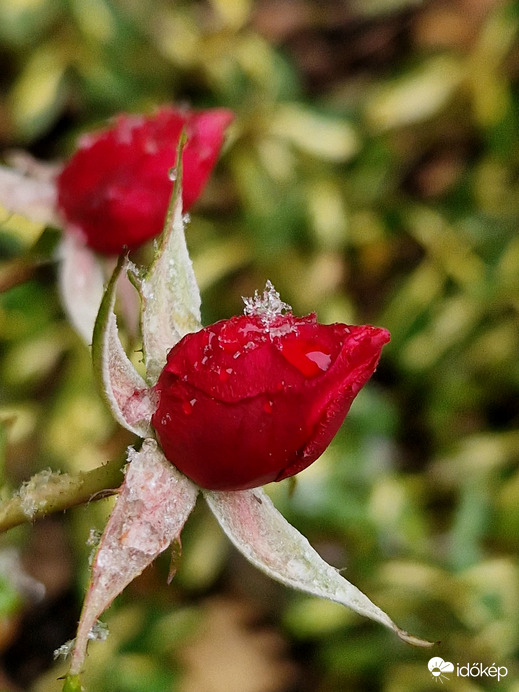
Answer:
57;105;233;255
152;283;390;491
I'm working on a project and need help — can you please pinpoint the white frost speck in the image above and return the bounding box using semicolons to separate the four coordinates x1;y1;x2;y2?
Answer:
89;620;109;642
53;620;108;661
242;280;291;327
17;468;61;519
87;529;102;565
126;259;139;280
54;639;75;660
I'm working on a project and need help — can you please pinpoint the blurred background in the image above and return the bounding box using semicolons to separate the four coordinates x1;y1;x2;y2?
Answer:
1;0;519;690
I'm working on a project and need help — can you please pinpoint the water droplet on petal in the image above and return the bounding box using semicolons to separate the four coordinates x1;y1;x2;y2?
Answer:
306;350;331;371
264;400;273;413
219;367;234;382
279;339;332;377
182;399;197;415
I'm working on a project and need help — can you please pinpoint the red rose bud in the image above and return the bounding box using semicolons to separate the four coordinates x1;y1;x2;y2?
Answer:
151;284;390;491
57;106;233;255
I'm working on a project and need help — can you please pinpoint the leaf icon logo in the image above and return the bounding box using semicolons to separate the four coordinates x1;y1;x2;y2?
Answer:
428;657;454;683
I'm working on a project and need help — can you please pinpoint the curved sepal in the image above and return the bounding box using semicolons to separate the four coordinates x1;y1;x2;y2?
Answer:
92;256;154;437
59;234;105;345
68;439;198;676
132;134;202;384
205;488;433;648
0;163;58;227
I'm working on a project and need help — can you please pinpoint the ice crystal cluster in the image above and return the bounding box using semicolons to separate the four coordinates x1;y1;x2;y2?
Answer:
242;279;292;327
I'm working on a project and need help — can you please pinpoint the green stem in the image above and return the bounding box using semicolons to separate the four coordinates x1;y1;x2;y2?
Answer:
62;673;84;692
0;457;125;533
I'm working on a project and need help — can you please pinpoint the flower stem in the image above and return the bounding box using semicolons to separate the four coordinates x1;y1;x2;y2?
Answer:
62;673;84;692
0;458;125;533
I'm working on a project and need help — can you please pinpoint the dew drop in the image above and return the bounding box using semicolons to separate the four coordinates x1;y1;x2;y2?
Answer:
264;400;273;414
306;350;332;371
219;368;234;382
219;336;241;354
279;339;332;377
168;167;177;181
182;399;197;415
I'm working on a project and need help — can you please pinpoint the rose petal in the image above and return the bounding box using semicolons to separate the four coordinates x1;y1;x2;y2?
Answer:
152;317;390;490
205;488;433;647
68;439;198;675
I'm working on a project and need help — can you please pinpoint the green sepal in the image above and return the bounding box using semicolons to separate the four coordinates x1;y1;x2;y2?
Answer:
62;673;84;692
92;255;153;437
130;132;202;384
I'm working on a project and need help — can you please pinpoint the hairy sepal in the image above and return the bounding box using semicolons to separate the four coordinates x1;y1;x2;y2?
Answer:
68;439;198;676
132;133;202;384
205;488;433;648
92;255;153;437
0;163;57;226
59;234;105;345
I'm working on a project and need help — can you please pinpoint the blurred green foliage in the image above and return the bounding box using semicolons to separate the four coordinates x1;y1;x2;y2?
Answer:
1;0;519;690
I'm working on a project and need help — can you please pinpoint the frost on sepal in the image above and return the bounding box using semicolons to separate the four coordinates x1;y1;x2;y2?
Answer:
133;134;202;384
204;488;434;648
68;439;199;676
92;255;154;437
59;234;106;345
0;163;58;227
55;621;108;661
